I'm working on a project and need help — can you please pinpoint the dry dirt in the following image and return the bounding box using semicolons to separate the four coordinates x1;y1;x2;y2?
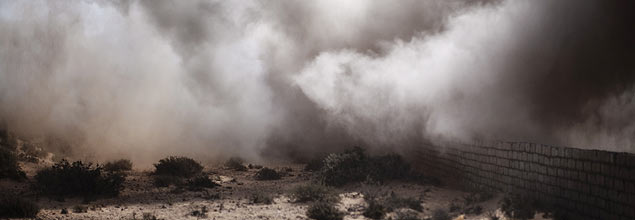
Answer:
1;162;553;220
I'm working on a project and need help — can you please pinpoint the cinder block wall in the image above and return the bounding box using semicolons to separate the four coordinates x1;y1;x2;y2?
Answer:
411;141;635;220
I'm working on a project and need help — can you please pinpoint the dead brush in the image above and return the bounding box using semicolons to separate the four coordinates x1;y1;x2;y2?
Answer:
0;194;40;218
306;201;344;220
249;191;273;204
254;167;281;180
224;157;247;171
291;184;337;203
103;159;133;172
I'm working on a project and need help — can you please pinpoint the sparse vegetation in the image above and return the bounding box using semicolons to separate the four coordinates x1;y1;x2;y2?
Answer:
0;147;26;180
363;200;386;219
142;212;161;220
319;147;413;186
394;209;420;220
431;208;451;220
250;192;273;204
304;157;325;171
224;157;248;171
0;194;40;218
291;184;336;203
153;175;184;187
255;167;281;180
306;201;344;220
190;206;208;218
499;193;537;220
103;159;133;172
382;192;421;212
72;205;88;213
153;156;203;178
186;175;220;191
34;160;125;198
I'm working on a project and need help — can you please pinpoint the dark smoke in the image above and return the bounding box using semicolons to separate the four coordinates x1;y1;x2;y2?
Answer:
0;0;634;165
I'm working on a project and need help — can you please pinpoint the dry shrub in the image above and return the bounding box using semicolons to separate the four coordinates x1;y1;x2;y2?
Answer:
291;184;336;203
306;201;343;220
363;200;386;219
431;209;451;220
103;159;133;172
34;160;125;198
0;194;40;218
186;175;220;191
224;157;247;171
319;147;412;186
499;193;537;220
250;192;273;204
0;147;26;180
153;156;203;178
383;193;422;212
254;167;281;180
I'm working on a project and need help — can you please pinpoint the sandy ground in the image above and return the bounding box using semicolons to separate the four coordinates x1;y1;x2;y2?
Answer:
1;162;553;220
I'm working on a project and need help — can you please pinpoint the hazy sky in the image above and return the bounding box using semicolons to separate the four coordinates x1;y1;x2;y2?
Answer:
1;0;634;164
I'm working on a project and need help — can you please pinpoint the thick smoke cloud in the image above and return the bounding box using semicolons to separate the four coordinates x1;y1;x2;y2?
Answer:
0;0;633;165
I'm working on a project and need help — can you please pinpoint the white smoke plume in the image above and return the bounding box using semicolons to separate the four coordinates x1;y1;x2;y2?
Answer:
0;0;633;165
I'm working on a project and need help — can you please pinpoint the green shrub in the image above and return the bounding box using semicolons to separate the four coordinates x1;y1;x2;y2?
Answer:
186;175;219;191
103;159;133;172
153;156;203;178
0;147;26;180
291;184;336;203
224;157;247;171
250;192;273;204
306;201;343;220
254;167;281;180
0;194;40;218
432;209;450;220
362;200;386;219
34;160;125;198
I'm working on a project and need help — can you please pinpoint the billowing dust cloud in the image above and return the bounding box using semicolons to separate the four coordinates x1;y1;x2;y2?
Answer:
0;0;633;165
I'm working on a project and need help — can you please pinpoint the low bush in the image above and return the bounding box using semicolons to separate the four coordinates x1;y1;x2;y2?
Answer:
499;193;538;220
383;193;421;212
291;184;336;203
153;156;203;178
250;192;273;204
431;209;451;220
254;167;281;180
34;160;125;198
304;157;325;171
362;200;386;219
103;159;133;172
319;147;413;186
306;201;344;220
0;147;26;180
142;212;161;220
0;194;40;218
394;209;420;220
224;157;247;171
153;175;184;187
367;154;411;182
72;205;88;213
190;206;208;218
320;147;367;186
186;175;220;191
